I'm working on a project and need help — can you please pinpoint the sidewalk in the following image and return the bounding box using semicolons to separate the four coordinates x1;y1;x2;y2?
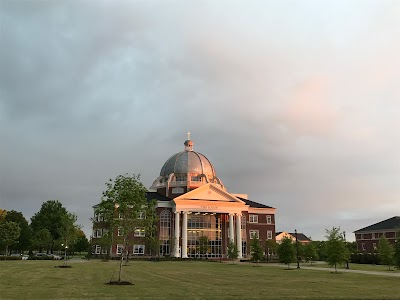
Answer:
232;261;400;277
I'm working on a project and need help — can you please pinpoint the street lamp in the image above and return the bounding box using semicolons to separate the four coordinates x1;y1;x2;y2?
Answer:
295;229;300;269
343;231;349;269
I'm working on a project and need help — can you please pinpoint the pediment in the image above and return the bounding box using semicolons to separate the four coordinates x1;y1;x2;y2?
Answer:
174;183;244;203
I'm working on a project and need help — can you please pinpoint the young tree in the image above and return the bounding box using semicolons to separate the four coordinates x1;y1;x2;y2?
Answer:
378;235;394;271
58;213;79;265
198;236;209;257
265;239;278;263
325;227;349;273
144;201;159;257
0;221;21;258
95;174;156;283
277;237;295;269
394;230;400;269
227;240;239;264
30;200;69;252
250;237;263;266
303;242;319;265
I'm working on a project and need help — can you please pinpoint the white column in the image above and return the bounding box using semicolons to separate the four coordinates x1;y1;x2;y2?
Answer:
182;212;188;258
229;213;234;244
236;213;242;258
174;212;180;257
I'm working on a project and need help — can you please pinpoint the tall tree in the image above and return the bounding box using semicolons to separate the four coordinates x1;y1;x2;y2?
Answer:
378;235;394;271
227;240;239;264
95;174;156;283
72;229;89;253
325;227;349;273
30;200;69;252
277;237;295;269
0;221;21;258
32;229;53;253
250;237;263;266
5;210;32;252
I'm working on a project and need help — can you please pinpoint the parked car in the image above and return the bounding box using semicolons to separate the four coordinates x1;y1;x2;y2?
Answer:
48;254;62;260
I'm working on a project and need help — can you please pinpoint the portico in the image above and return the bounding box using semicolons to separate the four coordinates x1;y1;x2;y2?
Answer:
172;183;247;258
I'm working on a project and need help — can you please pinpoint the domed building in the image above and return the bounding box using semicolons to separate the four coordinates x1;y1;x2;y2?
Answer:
92;135;276;258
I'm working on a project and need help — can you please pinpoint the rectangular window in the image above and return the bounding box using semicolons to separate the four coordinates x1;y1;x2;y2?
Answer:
138;211;145;219
117;227;122;237
95;245;101;254
116;244;124;255
249;215;258;223
93;229;102;238
94;213;104;222
134;229;145;237
267;230;273;240
372;243;377;250
266;215;272;224
133;245;145;255
372;232;376;239
101;247;108;254
249;230;259;239
361;243;365;251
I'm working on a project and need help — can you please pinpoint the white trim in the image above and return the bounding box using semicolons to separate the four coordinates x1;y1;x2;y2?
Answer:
249;230;259;239
249;214;258;223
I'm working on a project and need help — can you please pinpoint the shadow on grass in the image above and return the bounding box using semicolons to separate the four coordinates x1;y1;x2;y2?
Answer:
107;281;133;285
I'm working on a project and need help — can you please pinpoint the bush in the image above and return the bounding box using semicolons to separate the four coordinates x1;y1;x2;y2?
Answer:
350;252;380;265
1;256;22;260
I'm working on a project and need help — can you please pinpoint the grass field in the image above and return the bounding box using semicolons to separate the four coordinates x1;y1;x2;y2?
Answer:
1;260;400;299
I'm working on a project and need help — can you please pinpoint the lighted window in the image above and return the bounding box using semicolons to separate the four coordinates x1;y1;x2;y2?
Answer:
133;245;145;255
134;228;145;237
266;215;272;224
249;215;258;223
267;231;273;240
249;230;259;239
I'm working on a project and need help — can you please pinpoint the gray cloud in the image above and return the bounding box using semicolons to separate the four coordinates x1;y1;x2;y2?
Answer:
1;1;399;240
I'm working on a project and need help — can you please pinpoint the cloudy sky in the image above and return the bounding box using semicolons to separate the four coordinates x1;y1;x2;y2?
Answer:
1;0;399;241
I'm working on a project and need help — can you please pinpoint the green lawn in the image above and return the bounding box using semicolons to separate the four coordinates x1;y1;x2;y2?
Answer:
1;260;400;299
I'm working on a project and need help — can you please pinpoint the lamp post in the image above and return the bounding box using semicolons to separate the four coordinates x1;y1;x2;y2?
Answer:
295;229;300;269
343;231;349;269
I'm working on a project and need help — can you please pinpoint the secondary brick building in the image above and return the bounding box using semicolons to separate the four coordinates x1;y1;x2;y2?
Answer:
354;216;400;252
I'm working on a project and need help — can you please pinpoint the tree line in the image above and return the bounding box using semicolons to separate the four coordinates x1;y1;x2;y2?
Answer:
0;200;89;258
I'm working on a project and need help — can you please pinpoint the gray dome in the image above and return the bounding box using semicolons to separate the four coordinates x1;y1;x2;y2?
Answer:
160;150;216;179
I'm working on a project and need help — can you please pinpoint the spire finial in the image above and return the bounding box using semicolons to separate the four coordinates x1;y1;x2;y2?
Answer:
187;131;191;140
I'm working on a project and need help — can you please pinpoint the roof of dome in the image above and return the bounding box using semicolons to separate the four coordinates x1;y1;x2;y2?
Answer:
160;150;216;178
160;139;216;178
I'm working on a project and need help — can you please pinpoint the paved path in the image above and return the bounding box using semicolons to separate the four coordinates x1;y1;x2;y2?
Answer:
231;261;400;277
